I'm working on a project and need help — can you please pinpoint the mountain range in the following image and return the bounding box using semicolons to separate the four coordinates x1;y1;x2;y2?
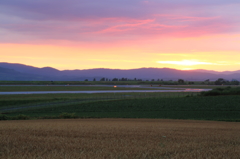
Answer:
0;62;240;81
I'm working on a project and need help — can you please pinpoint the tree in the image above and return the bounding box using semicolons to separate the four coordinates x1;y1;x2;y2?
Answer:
93;78;96;81
100;78;105;81
204;79;210;84
120;77;127;81
84;79;88;81
215;78;228;85
178;79;184;84
112;78;118;81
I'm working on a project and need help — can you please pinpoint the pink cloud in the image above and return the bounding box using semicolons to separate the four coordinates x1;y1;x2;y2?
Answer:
0;13;235;44
95;19;155;34
154;14;220;22
86;15;235;39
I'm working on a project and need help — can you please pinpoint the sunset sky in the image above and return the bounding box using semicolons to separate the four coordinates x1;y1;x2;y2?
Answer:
1;0;240;71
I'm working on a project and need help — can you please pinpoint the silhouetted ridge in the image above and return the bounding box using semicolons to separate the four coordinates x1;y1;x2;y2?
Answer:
0;62;240;81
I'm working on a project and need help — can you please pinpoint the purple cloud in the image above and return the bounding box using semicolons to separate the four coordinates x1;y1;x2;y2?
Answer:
0;0;240;43
1;0;239;20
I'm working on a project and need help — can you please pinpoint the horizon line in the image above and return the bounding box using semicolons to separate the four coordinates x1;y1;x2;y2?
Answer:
1;62;240;72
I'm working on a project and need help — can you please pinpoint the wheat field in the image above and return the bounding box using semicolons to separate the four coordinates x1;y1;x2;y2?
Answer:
0;119;240;159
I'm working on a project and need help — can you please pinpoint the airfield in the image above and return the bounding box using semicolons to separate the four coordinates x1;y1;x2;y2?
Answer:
0;84;211;95
0;83;239;158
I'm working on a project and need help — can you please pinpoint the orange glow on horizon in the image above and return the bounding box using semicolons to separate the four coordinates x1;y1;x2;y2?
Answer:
181;68;194;70
157;60;213;66
1;40;240;72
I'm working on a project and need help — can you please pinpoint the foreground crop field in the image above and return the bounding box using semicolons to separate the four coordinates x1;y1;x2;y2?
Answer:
0;119;239;159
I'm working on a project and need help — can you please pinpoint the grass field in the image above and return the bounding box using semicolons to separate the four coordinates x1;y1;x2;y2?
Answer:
0;119;239;159
163;85;240;89
0;81;174;86
0;80;184;85
0;92;194;110
0;81;237;91
0;85;163;92
0;80;218;86
1;93;239;121
0;85;239;121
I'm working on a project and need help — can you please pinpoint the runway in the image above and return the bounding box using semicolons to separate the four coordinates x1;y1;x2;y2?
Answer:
0;88;211;95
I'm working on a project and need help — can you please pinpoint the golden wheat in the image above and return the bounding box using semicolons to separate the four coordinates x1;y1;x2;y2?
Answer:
0;119;240;159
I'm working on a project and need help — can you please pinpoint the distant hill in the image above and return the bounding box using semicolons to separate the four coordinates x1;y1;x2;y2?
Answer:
0;62;240;81
0;66;47;81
